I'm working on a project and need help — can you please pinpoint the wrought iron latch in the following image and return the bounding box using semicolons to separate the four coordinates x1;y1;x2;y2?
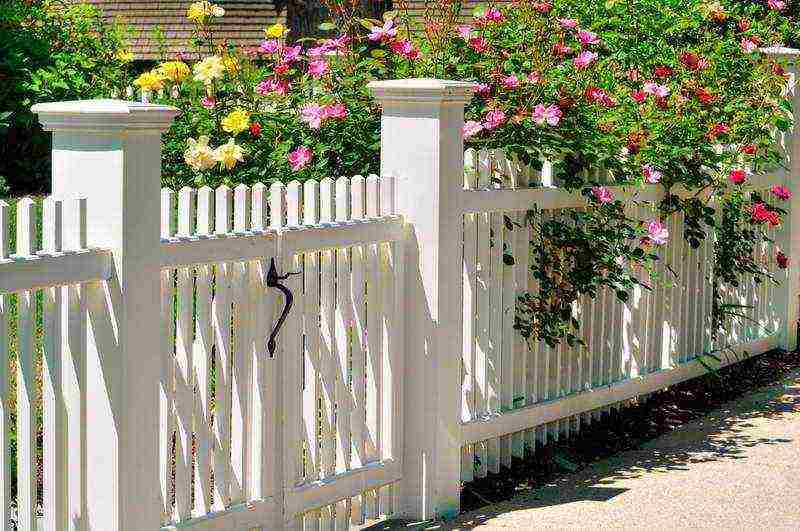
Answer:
265;257;300;356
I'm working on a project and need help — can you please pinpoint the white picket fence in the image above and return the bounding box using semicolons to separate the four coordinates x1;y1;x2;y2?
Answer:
0;54;798;530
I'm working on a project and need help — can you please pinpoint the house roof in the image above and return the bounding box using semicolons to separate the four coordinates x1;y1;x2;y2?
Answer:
81;1;286;60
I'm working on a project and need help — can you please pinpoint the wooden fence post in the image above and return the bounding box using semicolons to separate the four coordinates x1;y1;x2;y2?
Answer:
763;48;800;352
33;99;179;530
369;79;476;520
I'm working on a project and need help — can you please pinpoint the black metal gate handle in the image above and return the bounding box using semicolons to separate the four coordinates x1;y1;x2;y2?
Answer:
265;257;300;356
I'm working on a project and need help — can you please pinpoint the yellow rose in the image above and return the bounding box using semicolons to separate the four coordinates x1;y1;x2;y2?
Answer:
158;61;190;82
193;56;225;84
116;50;134;63
187;1;224;23
133;70;165;92
222;56;240;74
221;109;250;135
184;136;216;171
264;23;288;39
214;139;245;170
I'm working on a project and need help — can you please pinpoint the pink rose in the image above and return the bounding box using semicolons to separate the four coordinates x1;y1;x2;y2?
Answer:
533;104;562;126
643;81;670;98
469;37;490;53
527;72;542;84
592;186;615;204
475;83;491;97
288;146;313;172
368;19;398;42
644;219;669;246
323;103;348;120
643;164;662;184
256;78;291;96
741;38;758;53
768;0;786;11
577;30;600;46
502;74;520;89
482;7;505;23
483;109;507;130
462;120;483;139
281;45;302;63
300;103;326;129
456;24;473;40
631;90;648;104
259;39;280;54
308;60;330;78
574;51;598;69
558;18;578;29
201;96;216;109
771;185;792;200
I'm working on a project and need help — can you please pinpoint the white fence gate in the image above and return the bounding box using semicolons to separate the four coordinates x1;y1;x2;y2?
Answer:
0;48;797;530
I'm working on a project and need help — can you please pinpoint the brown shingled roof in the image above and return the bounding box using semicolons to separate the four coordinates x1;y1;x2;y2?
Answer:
79;1;287;60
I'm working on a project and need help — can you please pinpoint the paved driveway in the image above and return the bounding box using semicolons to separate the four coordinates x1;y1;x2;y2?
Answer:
380;371;800;530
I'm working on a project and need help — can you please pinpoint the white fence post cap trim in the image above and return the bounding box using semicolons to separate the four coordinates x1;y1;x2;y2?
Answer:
760;46;800;60
32;99;179;133
368;78;478;104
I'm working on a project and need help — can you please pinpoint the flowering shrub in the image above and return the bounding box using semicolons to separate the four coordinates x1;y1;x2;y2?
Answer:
138;0;795;348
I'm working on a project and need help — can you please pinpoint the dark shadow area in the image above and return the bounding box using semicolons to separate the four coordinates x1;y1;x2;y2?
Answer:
368;349;800;529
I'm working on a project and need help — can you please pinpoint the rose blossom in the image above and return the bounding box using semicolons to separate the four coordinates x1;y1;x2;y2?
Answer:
643;219;669;246
772;185;793;200
368;19;397;42
323;103;348;120
577;30;600;46
288;146;313;172
256;78;290;96
300;103;326;129
741;38;758;53
483;109;507;130
249;122;262;137
281;45;302;63
728;169;748;184
469;36;490;53
768;0;786;11
502;74;520;89
558;18;578;29
752;203;780;226
631;90;648;104
201;96;216;109
527;71;542;84
643;81;670;98
482;7;505;23
475;83;491;97
643;164;662;184
741;144;758;155
574;51;598;69
654;66;674;78
462;120;483;139
777;251;790;269
592;186;614;204
456;24;473;40
308;60;329;78
259;39;280;54
533;104;562;126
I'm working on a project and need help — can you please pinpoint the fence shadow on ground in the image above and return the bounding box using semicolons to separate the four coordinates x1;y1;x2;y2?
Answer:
368;375;800;530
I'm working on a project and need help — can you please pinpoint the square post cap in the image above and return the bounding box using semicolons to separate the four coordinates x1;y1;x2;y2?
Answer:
368;78;477;105
32;99;180;134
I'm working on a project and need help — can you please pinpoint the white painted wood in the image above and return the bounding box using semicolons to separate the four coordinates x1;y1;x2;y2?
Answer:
160;189;176;524
349;176;367;526
16;198;38;531
365;175;382;472
487;209;503;471
369;78;475;519
0;249;112;293
35;99;178;531
334;177;352;478
231;185;253;504
500;211;515;468
213;185;233;511
194;187;214;516
462;335;777;445
473;153;491;480
175;188;196;521
43;198;67;531
461;167;478;481
302;179;321;486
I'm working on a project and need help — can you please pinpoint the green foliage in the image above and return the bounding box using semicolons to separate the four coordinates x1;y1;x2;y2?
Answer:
0;0;133;196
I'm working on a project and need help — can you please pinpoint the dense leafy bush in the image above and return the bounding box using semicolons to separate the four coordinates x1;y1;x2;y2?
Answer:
122;0;798;346
0;0;132;196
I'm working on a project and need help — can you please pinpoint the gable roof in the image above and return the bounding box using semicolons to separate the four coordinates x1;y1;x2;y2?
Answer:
81;1;286;60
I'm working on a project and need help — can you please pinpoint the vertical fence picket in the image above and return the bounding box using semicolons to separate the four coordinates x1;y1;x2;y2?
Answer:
16;197;38;531
474;155;491;478
175;188;196;520
319;178;336;529
462;166;478;481
334;176;352;482
364;176;382;473
213;185;233;510
231;184;253;503
349;176;367;526
43;198;66;531
159;189;176;523
500;211;515;468
487;205;503;471
302;179;321;487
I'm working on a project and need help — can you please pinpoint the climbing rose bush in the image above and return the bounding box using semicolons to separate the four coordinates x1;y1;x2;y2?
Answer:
137;0;795;347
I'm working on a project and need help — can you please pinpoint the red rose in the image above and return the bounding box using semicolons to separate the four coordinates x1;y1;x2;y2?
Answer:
740;144;757;155
654;66;674;78
632;90;648;104
728;169;747;184
533;2;552;13
250;122;262;138
695;88;716;105
679;52;705;71
777;251;790;269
